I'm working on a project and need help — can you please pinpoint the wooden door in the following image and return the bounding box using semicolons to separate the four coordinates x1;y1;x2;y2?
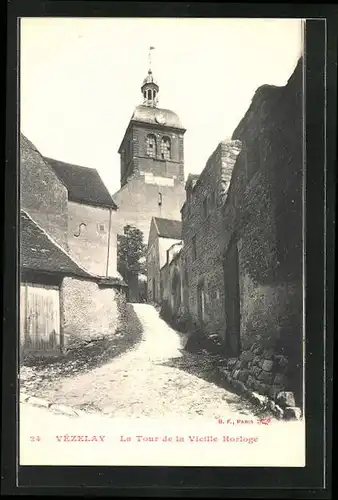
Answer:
21;283;61;353
224;240;241;356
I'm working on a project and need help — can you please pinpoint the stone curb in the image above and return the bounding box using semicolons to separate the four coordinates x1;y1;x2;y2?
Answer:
20;392;87;417
218;369;303;421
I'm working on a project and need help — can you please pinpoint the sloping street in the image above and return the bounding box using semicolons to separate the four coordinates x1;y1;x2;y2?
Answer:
25;304;264;419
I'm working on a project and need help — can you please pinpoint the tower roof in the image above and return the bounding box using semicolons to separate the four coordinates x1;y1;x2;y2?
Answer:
131;105;184;130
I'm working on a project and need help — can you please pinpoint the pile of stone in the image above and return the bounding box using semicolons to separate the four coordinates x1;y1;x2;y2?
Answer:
216;342;302;420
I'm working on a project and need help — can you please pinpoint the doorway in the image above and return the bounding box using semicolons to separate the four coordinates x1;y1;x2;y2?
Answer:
197;280;206;328
223;239;241;356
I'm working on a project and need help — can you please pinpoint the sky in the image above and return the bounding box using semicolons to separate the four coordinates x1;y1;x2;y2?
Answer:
20;18;303;195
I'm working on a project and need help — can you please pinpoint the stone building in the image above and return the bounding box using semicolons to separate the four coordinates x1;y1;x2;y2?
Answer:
113;67;186;244
180;141;241;339
20;134;68;250
46;157;118;278
20;134;125;355
147;217;182;303
180;58;303;403
223;58;303;401
20;210;124;355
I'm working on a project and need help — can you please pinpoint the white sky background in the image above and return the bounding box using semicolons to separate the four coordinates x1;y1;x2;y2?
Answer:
20;18;303;195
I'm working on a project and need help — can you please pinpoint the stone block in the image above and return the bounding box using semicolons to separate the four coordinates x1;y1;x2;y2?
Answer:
238;369;249;383
284;406;302;420
235;380;248;395
253;355;261;366
227;358;237;368
240;350;254;362
276;391;296;408
246;375;255;389
256;382;269;395
263;349;274;360
253;366;262;378
257;370;273;384
261;359;274;372
252;379;261;391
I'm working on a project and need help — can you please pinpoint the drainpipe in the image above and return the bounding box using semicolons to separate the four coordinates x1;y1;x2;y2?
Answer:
106;207;113;277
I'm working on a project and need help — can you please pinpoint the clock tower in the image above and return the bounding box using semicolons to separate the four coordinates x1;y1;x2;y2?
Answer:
112;59;187;300
117;68;186;189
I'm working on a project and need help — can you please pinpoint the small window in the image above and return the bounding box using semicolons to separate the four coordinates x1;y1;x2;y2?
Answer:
146;134;156;157
98;223;105;233
148;89;152;100
192;235;197;261
143;91;146;99
160;137;171;160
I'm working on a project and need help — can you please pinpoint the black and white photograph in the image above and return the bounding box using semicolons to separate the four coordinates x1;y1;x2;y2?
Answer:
18;17;306;467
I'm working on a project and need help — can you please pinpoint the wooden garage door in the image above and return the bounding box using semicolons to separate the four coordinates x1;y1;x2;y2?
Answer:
21;283;61;352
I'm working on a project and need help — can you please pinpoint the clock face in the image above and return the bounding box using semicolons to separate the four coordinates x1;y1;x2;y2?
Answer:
156;113;166;125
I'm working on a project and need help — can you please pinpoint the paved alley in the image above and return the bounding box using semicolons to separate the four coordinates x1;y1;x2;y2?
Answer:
27;304;260;419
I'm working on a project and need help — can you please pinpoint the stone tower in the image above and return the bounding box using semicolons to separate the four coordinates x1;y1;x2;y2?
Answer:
113;62;186;243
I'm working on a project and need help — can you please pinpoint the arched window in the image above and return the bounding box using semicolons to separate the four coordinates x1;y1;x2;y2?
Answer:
147;89;152;100
146;134;156;157
143;91;146;99
160;137;171;160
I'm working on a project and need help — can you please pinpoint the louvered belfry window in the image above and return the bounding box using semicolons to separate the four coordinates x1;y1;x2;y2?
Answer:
146;134;156;157
160;137;171;160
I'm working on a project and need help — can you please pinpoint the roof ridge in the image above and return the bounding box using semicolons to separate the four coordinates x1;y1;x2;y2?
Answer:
45;156;96;171
153;216;160;235
154;216;181;223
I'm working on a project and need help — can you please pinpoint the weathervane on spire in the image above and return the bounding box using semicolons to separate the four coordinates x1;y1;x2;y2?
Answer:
148;46;155;71
141;47;159;107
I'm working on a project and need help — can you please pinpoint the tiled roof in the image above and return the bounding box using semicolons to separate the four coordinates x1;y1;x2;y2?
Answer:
45;157;117;209
153;217;182;239
20;210;91;277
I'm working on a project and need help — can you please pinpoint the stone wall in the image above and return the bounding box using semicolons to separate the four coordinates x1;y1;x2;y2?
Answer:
113;177;185;243
20;133;68;249
221;58;303;401
60;277;119;347
67;201;118;277
181;140;241;339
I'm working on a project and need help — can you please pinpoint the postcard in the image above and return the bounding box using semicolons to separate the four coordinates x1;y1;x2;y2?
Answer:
19;17;305;467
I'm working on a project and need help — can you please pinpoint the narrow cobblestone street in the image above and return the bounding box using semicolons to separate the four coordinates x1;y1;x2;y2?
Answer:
29;304;263;419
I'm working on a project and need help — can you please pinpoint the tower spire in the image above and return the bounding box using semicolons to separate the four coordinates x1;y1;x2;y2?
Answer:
141;47;159;107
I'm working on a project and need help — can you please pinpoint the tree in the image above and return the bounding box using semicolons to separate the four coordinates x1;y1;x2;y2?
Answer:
117;225;147;282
